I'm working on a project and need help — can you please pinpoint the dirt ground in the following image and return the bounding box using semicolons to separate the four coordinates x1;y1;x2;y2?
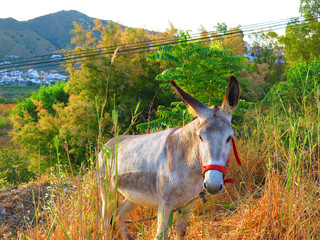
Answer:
0;181;73;239
0;182;49;239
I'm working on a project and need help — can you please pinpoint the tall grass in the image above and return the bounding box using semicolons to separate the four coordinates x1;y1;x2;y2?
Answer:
215;61;320;239
21;92;319;239
16;60;320;239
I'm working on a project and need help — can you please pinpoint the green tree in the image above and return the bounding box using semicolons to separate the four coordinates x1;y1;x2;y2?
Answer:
245;31;285;92
267;58;320;114
300;0;320;19
141;32;248;129
10;20;177;170
10;82;69;170
11;81;69;121
64;20;173;132
279;0;320;63
223;27;246;56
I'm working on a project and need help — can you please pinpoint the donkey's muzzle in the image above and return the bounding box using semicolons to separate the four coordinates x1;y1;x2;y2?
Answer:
203;170;224;195
203;181;223;195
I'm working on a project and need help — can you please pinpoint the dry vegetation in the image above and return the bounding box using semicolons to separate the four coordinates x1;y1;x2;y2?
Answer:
1;62;319;239
1;107;319;239
0;104;16;147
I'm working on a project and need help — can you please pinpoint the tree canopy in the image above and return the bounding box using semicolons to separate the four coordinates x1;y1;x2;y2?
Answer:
279;0;320;63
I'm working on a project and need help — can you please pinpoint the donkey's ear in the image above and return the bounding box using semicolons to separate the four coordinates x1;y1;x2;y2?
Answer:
221;75;240;115
170;80;211;118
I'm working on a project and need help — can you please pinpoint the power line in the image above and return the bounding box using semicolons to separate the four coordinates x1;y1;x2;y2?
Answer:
4;16;316;67
6;15;315;65
1;16;318;71
0;20;300;71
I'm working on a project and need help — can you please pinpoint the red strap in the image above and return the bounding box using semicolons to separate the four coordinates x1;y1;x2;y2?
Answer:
200;137;241;184
224;178;234;183
232;137;242;166
201;164;226;174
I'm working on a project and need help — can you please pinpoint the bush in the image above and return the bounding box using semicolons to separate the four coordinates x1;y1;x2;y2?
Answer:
0;116;6;127
10;82;70;171
11;81;69;121
0;148;35;186
266;58;320;114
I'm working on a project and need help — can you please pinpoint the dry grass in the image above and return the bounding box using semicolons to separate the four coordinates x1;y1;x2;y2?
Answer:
0;104;17;116
10;128;319;240
2;103;320;239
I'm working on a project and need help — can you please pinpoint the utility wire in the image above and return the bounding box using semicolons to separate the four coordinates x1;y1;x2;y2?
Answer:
5;15;316;65
4;15;310;64
3;18;316;71
3;16;317;67
1;16;318;71
2;25;288;72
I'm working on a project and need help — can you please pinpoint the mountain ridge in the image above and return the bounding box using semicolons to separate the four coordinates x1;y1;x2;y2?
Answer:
0;10;111;59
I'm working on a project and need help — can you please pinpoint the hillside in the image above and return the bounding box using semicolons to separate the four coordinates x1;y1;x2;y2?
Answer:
0;10;110;59
0;18;56;57
25;10;109;50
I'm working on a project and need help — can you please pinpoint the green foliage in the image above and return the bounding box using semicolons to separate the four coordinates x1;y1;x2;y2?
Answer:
241;58;320;190
215;22;228;35
136;102;194;131
11;81;69;121
249;31;280;66
299;0;320;19
0;116;6;127
64;20;173;138
266;58;320;114
147;32;248;127
279;0;320;63
254;59;320;176
10;82;69;170
10;20;175;171
279;18;320;63
150;33;246;105
0;148;35;186
0;84;40;104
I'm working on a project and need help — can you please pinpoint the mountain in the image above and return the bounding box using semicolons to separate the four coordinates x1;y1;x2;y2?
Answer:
0;10;110;59
25;10;109;50
0;18;56;57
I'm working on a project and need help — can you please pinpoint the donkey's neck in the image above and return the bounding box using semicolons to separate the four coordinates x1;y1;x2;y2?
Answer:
167;118;201;174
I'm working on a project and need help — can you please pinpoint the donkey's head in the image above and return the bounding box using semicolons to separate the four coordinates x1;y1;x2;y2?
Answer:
170;75;240;194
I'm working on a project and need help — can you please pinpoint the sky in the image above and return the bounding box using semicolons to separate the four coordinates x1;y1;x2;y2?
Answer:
1;0;301;34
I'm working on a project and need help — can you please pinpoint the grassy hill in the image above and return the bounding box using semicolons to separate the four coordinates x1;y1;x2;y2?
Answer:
0;18;56;57
0;10;109;59
25;10;109;50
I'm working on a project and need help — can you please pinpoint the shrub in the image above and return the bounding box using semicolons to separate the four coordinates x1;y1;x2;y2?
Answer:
0;148;35;186
0;116;6;127
266;58;320;114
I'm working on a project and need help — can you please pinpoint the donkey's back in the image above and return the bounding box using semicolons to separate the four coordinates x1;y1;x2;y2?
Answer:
99;128;178;206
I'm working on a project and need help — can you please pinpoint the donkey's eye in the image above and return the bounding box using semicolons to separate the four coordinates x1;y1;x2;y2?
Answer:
226;136;232;143
199;135;204;141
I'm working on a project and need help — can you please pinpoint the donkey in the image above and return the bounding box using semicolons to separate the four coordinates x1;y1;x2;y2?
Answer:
99;75;241;239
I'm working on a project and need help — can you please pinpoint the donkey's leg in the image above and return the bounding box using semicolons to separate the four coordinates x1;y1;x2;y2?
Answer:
100;183;116;239
174;201;196;240
100;185;107;230
116;199;138;240
154;202;174;240
100;173;116;240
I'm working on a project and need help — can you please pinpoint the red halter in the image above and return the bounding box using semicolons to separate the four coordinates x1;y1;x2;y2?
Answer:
200;137;242;184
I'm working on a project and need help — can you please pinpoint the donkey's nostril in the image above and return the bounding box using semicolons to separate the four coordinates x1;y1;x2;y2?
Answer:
203;182;207;190
203;182;223;195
